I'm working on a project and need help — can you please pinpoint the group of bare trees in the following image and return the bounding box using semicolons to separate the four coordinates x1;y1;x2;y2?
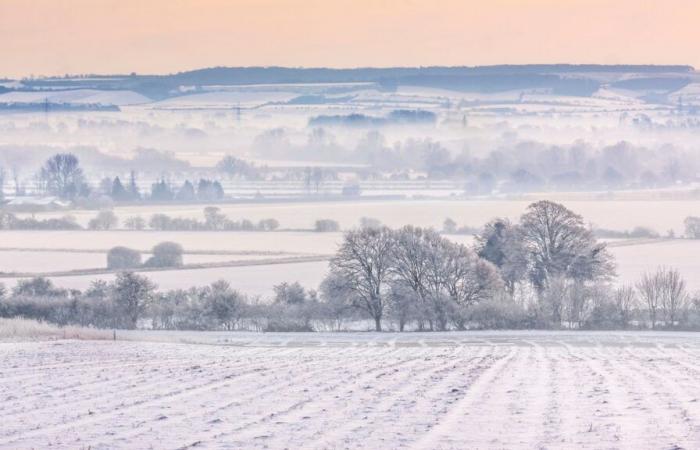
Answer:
322;226;503;331
323;201;616;331
635;268;689;328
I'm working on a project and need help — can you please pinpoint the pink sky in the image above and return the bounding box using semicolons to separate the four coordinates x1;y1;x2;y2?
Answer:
1;0;699;77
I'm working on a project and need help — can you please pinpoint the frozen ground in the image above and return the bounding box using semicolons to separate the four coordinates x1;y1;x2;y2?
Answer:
2;331;700;449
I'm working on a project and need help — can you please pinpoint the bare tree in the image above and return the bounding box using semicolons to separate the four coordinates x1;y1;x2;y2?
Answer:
564;281;600;329
518;201;614;291
440;243;503;314
540;276;568;326
124;216;146;230
658;267;688;326
330;226;394;331
389;226;434;328
39;153;88;200
637;271;661;329
319;272;354;331
442;218;457;234
204;280;244;330
88;210;119;230
390;226;504;331
386;282;421;332
613;285;637;329
204;206;227;230
636;267;688;328
113;272;156;329
684;216;700;239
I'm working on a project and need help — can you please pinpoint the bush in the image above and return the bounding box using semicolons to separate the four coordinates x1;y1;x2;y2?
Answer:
144;241;184;267
685;216;700;239
466;297;527;329
149;213;172;230
124;216;146;230
88;210;119;230
0;212;82;230
594;226;659;239
107;246;142;269
258;218;280;231
315;219;340;232
359;217;381;229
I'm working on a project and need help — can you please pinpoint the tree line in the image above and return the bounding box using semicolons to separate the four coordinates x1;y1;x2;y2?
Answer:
28;153;234;203
2;201;700;332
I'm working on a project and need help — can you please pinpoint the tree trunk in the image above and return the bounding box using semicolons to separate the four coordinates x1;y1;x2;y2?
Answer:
374;316;382;332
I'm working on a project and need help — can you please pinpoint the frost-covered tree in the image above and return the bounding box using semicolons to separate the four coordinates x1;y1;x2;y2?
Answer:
389;226;504;331
39;153;89;200
203;206;226;230
684;216;700;239
518;201;614;291
657;267;688;326
107;246;142;269
124;216;146;230
113;272;155;329
475;218;527;295
273;281;307;305
204;280;244;330
330;226;394;331
442;218;457;234
144;241;183;267
88;210;119;230
613;285;637;329
637;271;661;329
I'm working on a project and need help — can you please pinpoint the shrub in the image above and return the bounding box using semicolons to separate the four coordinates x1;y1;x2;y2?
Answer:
685;216;700;239
88;210;119;230
144;241;184;268
149;214;172;230
0;212;81;230
124;216;146;230
258;218;280;231
107;246;142;270
315;219;340;232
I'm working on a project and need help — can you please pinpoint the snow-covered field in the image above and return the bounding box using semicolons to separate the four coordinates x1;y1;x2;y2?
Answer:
2;331;700;449
21;199;700;232
0;250;272;273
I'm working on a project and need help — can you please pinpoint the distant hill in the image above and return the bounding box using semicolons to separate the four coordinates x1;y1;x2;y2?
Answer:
9;64;699;101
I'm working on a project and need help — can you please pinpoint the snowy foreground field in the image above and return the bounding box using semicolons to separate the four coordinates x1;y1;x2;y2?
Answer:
2;332;700;449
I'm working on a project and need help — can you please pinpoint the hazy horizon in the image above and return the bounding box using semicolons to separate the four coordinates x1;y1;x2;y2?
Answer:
3;62;699;80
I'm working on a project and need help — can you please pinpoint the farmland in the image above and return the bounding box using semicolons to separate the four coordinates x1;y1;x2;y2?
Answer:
2;228;700;295
2;332;700;449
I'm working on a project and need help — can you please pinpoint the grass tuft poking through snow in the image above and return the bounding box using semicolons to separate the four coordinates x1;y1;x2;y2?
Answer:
0;318;112;341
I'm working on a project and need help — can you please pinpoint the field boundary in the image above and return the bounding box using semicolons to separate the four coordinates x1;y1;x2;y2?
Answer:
0;254;331;279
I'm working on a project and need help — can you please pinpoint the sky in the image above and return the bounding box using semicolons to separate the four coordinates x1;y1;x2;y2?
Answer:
1;0;699;78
